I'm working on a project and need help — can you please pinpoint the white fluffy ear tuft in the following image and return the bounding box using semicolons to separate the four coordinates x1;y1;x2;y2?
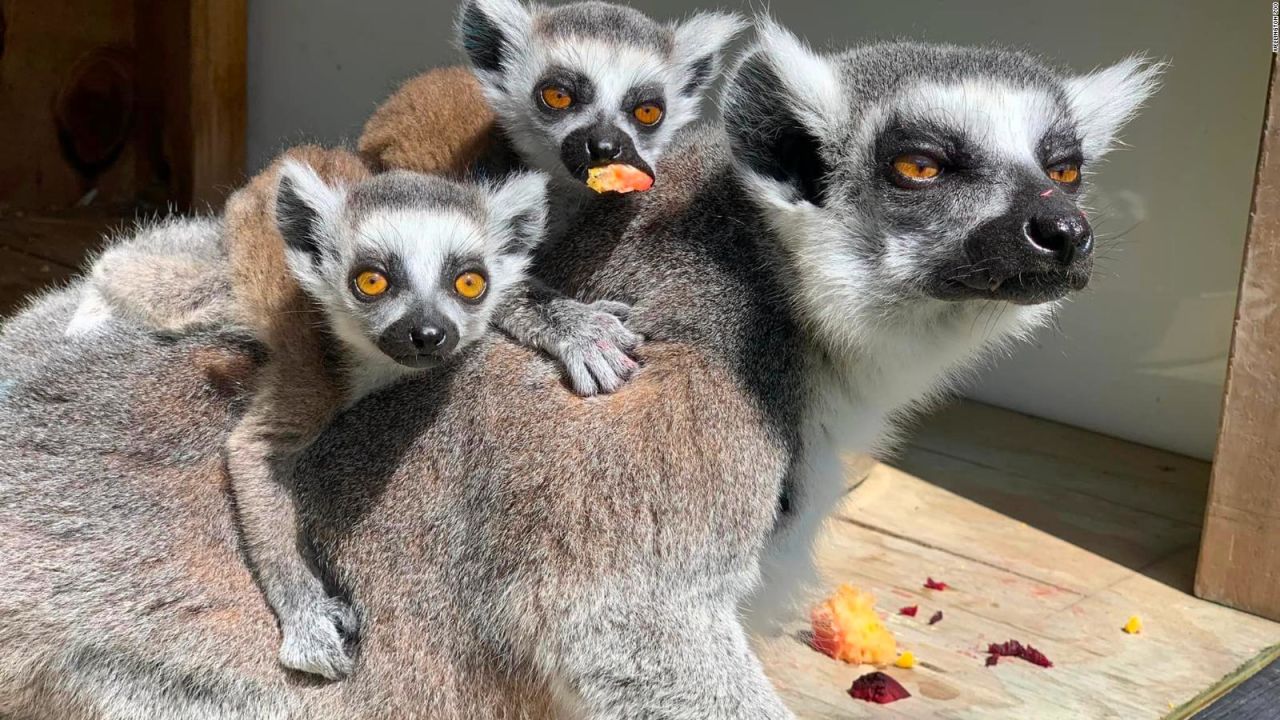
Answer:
670;12;747;98
749;16;845;127
1066;55;1165;161
275;159;344;277
486;171;548;255
721;16;843;209
456;0;532;80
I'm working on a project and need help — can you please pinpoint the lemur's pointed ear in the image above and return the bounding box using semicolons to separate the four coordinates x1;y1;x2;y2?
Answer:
276;160;344;261
457;0;532;77
722;18;844;209
486;171;548;255
1066;55;1164;162
671;12;746;98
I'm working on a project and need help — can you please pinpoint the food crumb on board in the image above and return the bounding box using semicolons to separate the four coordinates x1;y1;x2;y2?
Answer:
849;671;911;704
899;605;919;617
894;651;917;669
924;577;949;591
928;610;944;625
1123;615;1143;634
985;640;1053;668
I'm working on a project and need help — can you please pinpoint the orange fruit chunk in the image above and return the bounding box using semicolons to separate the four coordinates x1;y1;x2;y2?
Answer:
586;164;654;194
810;584;898;666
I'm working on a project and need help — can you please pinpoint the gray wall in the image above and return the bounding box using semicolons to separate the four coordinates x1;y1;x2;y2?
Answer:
247;0;1273;459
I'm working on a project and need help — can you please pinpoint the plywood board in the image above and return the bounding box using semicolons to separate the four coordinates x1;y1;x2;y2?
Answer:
0;245;76;315
0;207;127;268
760;401;1280;719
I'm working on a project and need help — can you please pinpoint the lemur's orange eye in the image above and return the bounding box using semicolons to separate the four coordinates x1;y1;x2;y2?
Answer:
1047;163;1081;185
454;271;487;300
540;86;573;110
633;103;663;126
354;270;388;298
891;154;941;182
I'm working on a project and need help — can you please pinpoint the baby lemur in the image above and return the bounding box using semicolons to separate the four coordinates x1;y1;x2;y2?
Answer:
215;147;639;681
360;0;744;202
78;147;636;680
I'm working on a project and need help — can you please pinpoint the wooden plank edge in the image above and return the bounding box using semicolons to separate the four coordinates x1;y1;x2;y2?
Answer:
188;0;247;210
1164;643;1280;720
1194;53;1280;619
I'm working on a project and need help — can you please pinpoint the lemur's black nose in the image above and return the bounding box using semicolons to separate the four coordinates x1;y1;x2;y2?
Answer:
410;325;448;351
1025;212;1093;265
587;136;622;162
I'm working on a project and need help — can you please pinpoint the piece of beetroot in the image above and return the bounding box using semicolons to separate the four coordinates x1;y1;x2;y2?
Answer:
924;577;949;591
928;610;943;625
986;640;1053;668
899;605;919;617
985;655;999;667
848;671;911;704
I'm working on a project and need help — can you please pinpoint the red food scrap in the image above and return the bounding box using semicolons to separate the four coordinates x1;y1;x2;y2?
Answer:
985;655;999;667
899;605;919;617
848;671;911;704
928;610;944;625
986;640;1053;668
924;577;948;591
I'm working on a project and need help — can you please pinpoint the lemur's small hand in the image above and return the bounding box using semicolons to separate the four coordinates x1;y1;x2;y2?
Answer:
554;299;641;396
494;284;643;395
277;595;359;680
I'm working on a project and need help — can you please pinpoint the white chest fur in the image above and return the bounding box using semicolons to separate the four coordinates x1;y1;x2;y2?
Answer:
746;299;1053;631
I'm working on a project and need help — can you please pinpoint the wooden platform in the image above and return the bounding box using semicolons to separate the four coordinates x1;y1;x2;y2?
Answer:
758;401;1280;719
0;207;131;314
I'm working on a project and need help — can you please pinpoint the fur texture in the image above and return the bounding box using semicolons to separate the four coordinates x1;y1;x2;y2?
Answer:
205;146;375;681
66;217;230;337
358;66;510;178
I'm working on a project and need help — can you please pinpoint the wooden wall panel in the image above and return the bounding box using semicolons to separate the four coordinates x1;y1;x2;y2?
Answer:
0;0;245;311
188;0;247;209
0;0;138;210
135;0;246;211
0;0;245;213
1196;55;1280;620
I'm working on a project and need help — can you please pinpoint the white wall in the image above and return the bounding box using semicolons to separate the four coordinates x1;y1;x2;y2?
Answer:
248;0;1272;460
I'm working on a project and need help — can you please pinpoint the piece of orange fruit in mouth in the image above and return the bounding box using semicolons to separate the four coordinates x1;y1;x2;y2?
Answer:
585;164;654;194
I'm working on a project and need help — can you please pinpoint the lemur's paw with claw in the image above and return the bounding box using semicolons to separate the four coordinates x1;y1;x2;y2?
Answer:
554;301;642;396
278;596;359;680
